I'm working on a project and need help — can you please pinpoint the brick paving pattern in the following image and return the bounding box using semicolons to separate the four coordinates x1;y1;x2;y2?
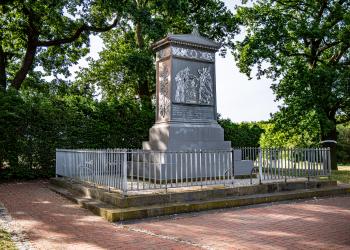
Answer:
0;181;198;250
128;196;350;250
0;181;349;250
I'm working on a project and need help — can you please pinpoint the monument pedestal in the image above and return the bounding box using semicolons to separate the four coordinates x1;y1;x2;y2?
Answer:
143;122;231;151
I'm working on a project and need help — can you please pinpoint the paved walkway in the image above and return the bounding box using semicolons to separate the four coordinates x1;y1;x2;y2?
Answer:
0;181;349;250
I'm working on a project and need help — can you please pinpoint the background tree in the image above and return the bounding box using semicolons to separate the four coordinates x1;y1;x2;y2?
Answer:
259;112;321;148
233;0;350;169
218;118;264;147
337;123;350;163
0;0;238;180
0;0;126;91
76;0;236;106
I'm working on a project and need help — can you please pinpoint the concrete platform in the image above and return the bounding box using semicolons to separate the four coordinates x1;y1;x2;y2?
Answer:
49;178;350;222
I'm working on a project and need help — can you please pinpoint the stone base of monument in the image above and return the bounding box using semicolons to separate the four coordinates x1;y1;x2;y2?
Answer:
142;122;231;151
141;122;231;181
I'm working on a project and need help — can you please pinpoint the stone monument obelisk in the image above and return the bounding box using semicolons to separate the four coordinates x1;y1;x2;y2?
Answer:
143;29;231;151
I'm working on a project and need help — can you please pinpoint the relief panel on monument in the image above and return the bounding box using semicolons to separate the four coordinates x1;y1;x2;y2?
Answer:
174;66;214;105
156;46;214;62
172;47;214;62
158;62;170;119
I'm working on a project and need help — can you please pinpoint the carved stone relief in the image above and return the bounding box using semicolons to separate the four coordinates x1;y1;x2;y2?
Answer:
156;47;214;62
174;66;214;105
158;63;170;118
198;67;213;105
156;47;171;60
172;47;214;61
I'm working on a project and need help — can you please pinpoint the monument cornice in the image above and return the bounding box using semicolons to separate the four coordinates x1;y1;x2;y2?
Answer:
153;40;219;52
152;32;221;52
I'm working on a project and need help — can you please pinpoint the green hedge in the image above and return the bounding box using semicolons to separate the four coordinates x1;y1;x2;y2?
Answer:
218;119;264;147
0;89;154;180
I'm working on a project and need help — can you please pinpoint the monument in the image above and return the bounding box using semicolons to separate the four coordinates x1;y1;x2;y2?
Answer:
143;29;231;151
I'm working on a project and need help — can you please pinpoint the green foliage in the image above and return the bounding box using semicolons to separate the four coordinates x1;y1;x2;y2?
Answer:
260;111;321;148
337;124;350;164
0;0;126;90
0;89;26;170
0;228;17;250
233;0;350;170
77;0;236;102
0;86;154;180
259;123;320;149
218;118;264;147
219;115;320;149
0;0;236;180
328;167;350;184
233;0;350;142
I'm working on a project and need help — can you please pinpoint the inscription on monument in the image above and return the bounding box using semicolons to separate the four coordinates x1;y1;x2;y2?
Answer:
174;66;214;105
172;104;214;120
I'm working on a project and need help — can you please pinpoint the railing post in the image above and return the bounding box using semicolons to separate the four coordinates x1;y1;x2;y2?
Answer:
55;149;59;177
123;151;128;195
327;147;332;177
199;149;203;188
258;148;263;185
231;148;235;186
307;149;310;182
284;148;287;183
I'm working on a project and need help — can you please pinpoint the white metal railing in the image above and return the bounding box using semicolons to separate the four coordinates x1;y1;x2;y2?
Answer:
236;147;331;183
56;147;331;194
56;149;234;193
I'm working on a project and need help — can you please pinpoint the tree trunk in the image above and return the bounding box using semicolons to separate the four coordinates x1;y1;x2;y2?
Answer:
320;124;338;170
0;150;4;169
135;22;144;49
0;44;6;91
12;36;38;90
139;79;152;109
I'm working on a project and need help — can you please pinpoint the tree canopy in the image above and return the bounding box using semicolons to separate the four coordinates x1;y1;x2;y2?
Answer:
233;0;350;169
0;0;126;90
76;0;236;106
0;0;237;179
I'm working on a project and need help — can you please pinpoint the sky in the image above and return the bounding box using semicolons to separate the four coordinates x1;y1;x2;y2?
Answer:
70;0;280;122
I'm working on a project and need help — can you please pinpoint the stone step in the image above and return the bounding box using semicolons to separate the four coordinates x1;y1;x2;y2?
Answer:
50;177;338;208
49;184;350;222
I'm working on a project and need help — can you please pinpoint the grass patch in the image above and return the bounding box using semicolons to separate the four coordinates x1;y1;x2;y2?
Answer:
329;165;350;184
0;228;17;250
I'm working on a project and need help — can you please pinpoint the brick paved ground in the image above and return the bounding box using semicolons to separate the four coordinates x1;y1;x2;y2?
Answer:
0;181;349;250
0;181;198;250
126;196;350;250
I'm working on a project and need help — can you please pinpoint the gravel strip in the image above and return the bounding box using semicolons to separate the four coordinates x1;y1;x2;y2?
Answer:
0;202;32;250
